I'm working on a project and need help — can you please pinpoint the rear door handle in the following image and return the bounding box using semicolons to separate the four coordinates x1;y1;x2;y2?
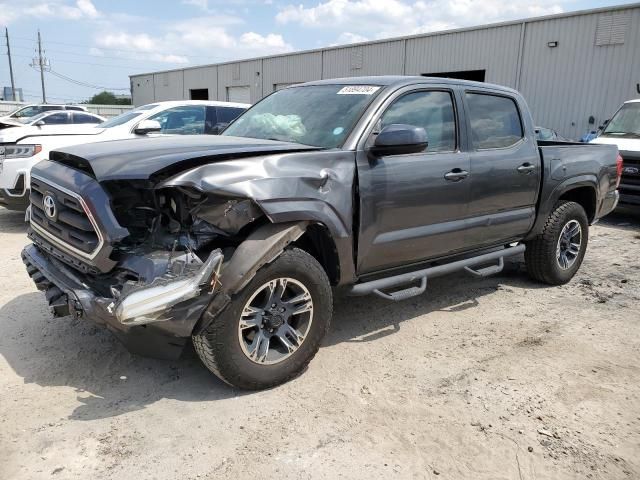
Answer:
517;163;536;174
444;169;469;182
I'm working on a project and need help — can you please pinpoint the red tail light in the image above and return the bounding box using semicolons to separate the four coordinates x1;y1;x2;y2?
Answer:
616;153;623;188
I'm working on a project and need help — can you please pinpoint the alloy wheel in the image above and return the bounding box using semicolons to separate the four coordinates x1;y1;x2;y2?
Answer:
237;278;314;365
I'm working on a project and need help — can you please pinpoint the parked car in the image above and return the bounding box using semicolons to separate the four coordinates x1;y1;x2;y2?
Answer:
589;99;640;207
21;77;620;390
0;110;105;129
0;104;87;123
534;126;569;142
0;100;249;210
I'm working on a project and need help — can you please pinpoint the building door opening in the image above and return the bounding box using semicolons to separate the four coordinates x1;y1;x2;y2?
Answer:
227;86;251;104
422;70;486;82
190;88;209;100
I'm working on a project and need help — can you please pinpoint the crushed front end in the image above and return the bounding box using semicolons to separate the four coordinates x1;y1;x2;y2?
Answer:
21;159;241;359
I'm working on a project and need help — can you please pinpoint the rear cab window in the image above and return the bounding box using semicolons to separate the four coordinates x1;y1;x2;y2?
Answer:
465;92;523;149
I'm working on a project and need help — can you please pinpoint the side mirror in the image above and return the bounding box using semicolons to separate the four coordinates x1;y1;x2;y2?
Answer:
34;120;45;127
134;119;162;135
369;124;428;157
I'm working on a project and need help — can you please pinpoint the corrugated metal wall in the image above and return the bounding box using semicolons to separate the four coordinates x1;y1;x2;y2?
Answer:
183;66;218;100
153;70;183;101
321;40;405;78
130;74;154;105
404;24;523;87
262;52;322;95
130;4;640;139
519;6;640;139
216;59;262;103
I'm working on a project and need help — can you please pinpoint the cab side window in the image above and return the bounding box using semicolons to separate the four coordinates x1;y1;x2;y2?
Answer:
465;93;523;149
42;112;69;125
149;106;206;134
380;90;456;152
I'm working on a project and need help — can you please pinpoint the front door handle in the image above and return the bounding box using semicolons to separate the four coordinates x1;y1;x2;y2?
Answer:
444;168;469;182
517;163;536;174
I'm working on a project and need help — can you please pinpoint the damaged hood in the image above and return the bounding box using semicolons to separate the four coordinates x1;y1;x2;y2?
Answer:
49;135;322;182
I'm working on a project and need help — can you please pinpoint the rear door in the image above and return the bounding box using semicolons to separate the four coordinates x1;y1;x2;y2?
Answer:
463;91;540;247
41;112;71;125
356;86;471;274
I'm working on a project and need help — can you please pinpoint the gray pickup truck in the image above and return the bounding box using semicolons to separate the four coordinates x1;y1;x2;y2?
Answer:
22;76;621;389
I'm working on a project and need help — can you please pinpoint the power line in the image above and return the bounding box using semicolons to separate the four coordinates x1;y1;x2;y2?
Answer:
7;52;158;70
4;43;197;65
8;35;223;60
47;69;129;91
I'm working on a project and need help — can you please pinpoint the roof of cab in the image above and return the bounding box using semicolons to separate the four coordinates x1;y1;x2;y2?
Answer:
298;75;519;95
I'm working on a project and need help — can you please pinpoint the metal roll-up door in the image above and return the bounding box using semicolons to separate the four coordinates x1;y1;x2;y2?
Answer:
226;86;251;104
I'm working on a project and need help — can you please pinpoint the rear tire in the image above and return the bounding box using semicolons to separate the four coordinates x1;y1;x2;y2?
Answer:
525;201;589;285
193;248;332;390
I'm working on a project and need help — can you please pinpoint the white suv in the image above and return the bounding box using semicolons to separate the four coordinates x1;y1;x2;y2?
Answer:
0;104;87;122
0;100;249;210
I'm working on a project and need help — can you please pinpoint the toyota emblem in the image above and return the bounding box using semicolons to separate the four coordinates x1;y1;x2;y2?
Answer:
43;194;57;219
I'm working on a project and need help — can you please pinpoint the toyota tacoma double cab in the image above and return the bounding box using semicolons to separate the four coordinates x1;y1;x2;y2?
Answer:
21;77;621;389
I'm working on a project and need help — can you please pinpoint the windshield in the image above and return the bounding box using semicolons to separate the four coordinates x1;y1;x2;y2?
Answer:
602;102;640;137
99;111;143;128
223;85;382;148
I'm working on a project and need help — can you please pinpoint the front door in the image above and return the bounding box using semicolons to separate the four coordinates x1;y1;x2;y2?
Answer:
356;88;471;274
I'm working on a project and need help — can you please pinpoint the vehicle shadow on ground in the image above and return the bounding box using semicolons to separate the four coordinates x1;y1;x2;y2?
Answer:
597;207;640;231
0;209;28;233
0;256;547;421
0;292;247;421
3;206;631;420
326;256;544;346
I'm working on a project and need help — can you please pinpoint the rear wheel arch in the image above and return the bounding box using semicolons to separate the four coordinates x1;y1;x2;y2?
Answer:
558;185;597;223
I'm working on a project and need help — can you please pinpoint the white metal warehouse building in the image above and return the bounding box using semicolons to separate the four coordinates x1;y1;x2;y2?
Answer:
130;3;640;140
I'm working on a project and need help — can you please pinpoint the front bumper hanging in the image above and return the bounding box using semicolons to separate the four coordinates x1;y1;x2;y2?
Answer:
22;244;224;359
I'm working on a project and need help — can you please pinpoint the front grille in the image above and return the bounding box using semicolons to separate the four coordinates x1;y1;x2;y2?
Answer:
29;176;102;258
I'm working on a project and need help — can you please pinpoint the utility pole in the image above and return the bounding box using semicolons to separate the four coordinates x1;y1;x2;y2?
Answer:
30;30;50;103
37;30;46;103
5;27;16;101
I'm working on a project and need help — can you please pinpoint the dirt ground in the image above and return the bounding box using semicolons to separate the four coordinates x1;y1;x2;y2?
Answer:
0;206;638;480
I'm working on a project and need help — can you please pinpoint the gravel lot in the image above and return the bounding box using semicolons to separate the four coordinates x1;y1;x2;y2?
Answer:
1;206;639;480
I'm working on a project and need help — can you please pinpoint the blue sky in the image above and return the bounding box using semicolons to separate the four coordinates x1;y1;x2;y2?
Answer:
0;0;630;103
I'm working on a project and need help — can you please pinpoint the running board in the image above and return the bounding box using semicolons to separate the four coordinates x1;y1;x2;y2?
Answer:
348;244;525;301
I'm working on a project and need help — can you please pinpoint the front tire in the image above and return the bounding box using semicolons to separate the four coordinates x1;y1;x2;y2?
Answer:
525;201;589;285
193;248;332;390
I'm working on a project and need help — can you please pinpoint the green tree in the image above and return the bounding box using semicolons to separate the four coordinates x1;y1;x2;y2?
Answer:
84;91;131;105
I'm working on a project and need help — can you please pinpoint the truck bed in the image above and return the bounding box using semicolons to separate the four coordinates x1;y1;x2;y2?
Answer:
534;141;619;232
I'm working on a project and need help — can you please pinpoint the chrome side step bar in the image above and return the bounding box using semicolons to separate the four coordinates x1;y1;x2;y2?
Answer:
348;244;525;301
